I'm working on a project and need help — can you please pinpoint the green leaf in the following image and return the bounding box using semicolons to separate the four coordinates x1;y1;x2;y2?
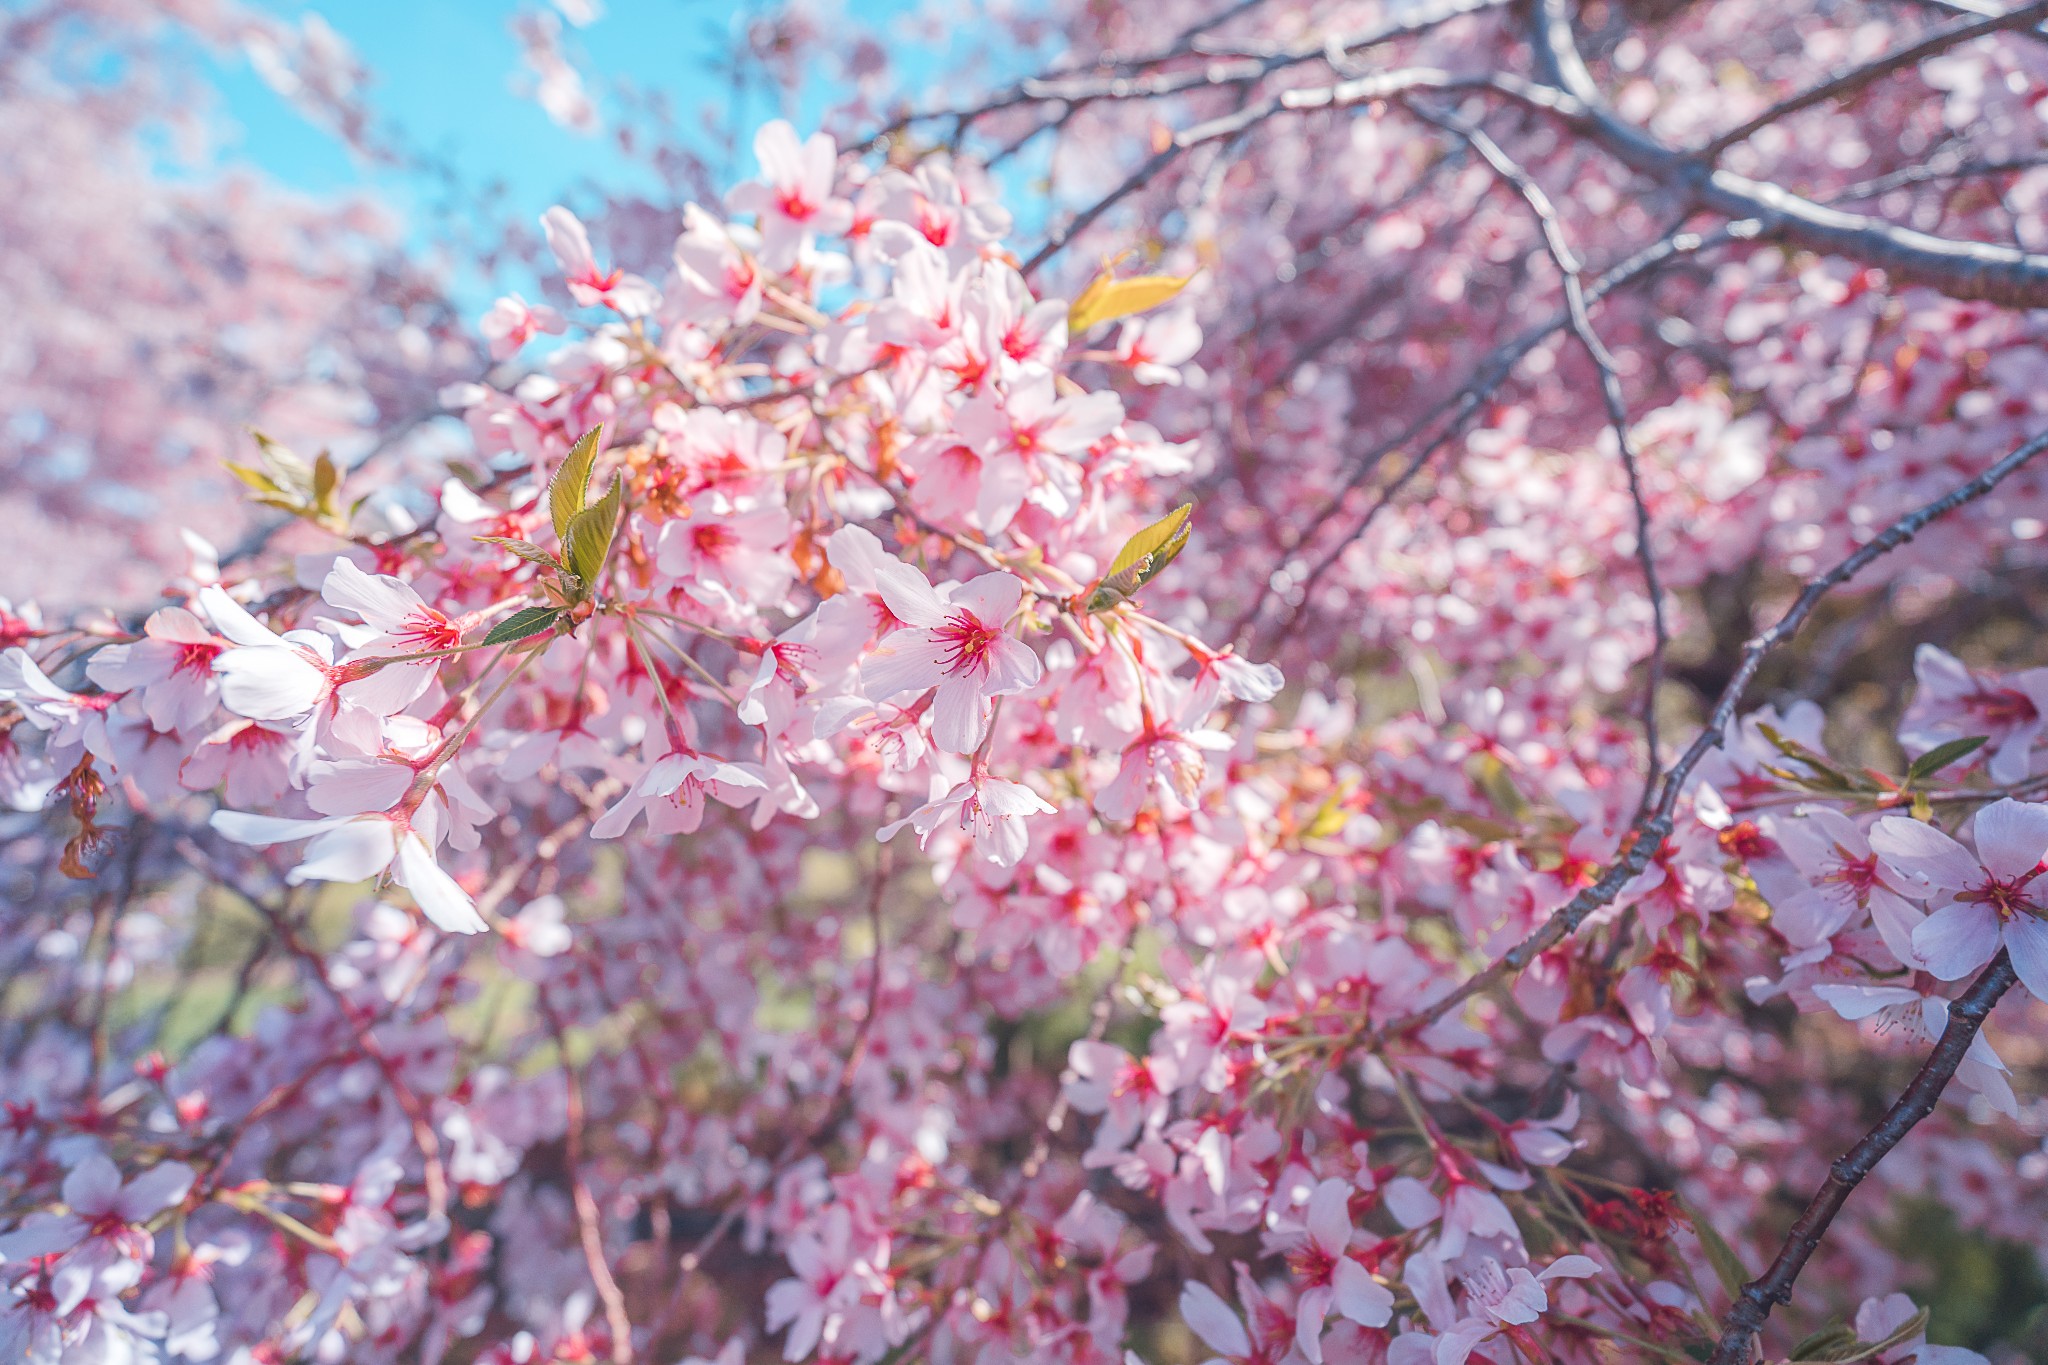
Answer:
1086;503;1193;611
474;536;563;571
563;472;624;587
1787;1323;1857;1362
1906;735;1989;783
483;606;563;646
1680;1196;1750;1302
549;426;604;544
250;431;315;498
1844;1306;1930;1363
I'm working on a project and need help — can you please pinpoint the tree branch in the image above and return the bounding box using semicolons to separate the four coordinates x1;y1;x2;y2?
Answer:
1699;0;2048;159
1379;425;2048;1038
1530;0;2048;306
1706;952;2019;1365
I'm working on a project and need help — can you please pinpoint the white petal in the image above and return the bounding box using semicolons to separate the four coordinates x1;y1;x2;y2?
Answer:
198;586;285;649
1178;1283;1251;1359
1869;816;1981;893
1971;799;2048;881
323;558;423;631
1911;899;2003;981
394;834;489;934
2002;913;2048;1002
216;648;325;721
210;810;340;847
289;819;397;885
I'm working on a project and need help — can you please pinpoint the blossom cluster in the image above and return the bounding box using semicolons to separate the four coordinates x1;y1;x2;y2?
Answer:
8;3;2048;1359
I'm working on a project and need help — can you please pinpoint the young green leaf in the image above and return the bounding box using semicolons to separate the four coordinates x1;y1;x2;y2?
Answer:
474;536;563;571
1680;1197;1750;1301
1086;503;1193;612
1905;734;1989;783
549;425;605;544
483;606;563;646
312;451;340;514
1068;269;1196;335
563;471;624;587
1786;1322;1858;1362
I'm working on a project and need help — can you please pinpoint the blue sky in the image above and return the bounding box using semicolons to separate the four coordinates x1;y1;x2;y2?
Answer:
196;1;1044;307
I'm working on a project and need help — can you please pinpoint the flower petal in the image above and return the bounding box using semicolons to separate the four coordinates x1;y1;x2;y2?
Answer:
1179;1283;1252;1359
289;818;398;885
1869;816;1981;893
1911;899;2003;981
395;834;489;935
1971;798;2048;881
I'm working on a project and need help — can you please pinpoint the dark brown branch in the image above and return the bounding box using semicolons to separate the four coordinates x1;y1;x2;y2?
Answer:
1700;0;2048;159
1530;0;2048;306
1235;220;1757;649
1706;953;2019;1365
1380;425;2048;1037
865;0;1511;145
1408;99;1671;808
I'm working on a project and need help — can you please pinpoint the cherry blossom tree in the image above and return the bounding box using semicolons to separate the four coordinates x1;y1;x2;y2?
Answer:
9;1;2048;1363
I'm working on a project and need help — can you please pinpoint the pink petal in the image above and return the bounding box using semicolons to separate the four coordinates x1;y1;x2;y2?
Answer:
1537;1255;1600;1282
1306;1178;1353;1258
1869;816;1981;893
2002;912;2048;1003
929;676;991;753
61;1154;123;1216
873;568;947;629
860;629;953;701
1970;798;2048;881
948;572;1024;624
1293;1286;1332;1365
1911;899;2003;981
1179;1282;1251;1359
1333;1258;1393;1328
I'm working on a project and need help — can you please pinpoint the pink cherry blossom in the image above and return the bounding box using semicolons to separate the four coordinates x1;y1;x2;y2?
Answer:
860;569;1040;753
1872;800;2048;999
878;769;1055;867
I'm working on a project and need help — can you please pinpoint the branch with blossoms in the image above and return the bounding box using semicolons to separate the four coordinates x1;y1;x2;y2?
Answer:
15;2;2048;1362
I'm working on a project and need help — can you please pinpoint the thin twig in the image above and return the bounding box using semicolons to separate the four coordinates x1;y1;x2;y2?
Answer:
1378;426;2048;1038
1706;952;2018;1365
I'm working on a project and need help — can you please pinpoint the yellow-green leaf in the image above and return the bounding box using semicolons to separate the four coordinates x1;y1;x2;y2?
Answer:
250;431;315;499
549;426;605;544
1067;270;1195;336
224;463;283;496
563;471;624;587
312;452;339;511
475;536;562;571
1680;1196;1750;1302
1086;503;1193;612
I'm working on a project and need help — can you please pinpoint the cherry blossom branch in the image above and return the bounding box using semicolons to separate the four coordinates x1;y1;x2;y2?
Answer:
1236;219;1755;649
1706;952;2019;1365
1699;0;2048;159
1380;425;2048;1038
867;0;1511;145
1531;0;2048;306
1408;98;1670;808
